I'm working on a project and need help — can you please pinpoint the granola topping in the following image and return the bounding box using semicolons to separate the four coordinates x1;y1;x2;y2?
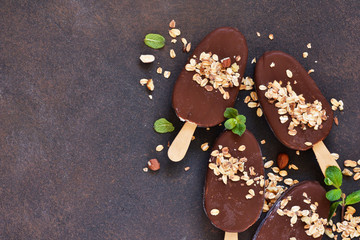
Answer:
263;80;328;136
185;52;241;100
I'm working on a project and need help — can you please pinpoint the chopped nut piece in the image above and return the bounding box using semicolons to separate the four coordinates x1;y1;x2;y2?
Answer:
296;150;300;155
286;69;293;78
303;52;308;58
307;43;312;48
334;116;339;126
140;54;155;63
148;95;153;100
157;67;163;74
169;28;181;38
164;71;171;79
251;57;256;64
264;160;274;168
288;164;298;170
270;62;275;68
256;32;261;37
201;142;209;151
260;140;266;144
156;145;164;152
146;79;154;91
169;19;176;28
269;34;274;40
238;145;246;151
342;168;353;176
170;49;176;58
344;160;357;167
204;85;213;91
140;78;148;86
185;43;191;53
184;166;190;172
221;57;231;68
148;159;160;171
210;209;220;216
353;172;360;181
235;55;241;61
259;85;267;90
171;39;177;43
143;167;148;172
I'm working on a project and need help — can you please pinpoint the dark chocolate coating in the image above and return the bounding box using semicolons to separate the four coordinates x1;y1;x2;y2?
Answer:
172;27;248;127
255;51;333;150
253;181;330;240
204;130;264;232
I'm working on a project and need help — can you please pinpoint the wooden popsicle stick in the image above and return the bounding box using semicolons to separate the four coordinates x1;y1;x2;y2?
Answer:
168;121;197;162
312;140;340;176
224;232;238;240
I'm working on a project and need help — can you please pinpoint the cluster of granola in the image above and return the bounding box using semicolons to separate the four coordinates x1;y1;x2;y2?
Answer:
185;52;241;100
260;80;328;136
262;172;288;212
208;145;264;199
326;206;360;239
277;192;327;238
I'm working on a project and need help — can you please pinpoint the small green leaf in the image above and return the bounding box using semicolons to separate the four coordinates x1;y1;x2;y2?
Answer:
232;123;246;137
324;177;333;186
224;118;237;130
224;108;238;119
153;118;174;133
326;189;342;201
235;115;246;125
345;190;360;205
144;33;165;49
325;166;342;188
328;201;341;221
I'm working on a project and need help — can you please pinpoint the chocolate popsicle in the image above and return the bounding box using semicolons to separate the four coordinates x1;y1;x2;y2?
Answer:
255;51;339;174
168;27;248;162
204;130;264;235
253;181;330;240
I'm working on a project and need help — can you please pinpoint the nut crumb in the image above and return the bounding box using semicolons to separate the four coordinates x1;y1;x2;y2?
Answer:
184;166;190;172
171;39;177;43
251;57;256;64
269;34;274;40
169;19;176;28
296;150;300;155
156;145;164;152
157;67;163;74
307;43;312;48
201;142;209;151
256;32;261;37
146;79;154;91
270;62;275;68
143;167;148;172
140;78;148;86
261;140;266;144
148;95;153;100
303;52;308;58
164;71;171;79
170;49;176;58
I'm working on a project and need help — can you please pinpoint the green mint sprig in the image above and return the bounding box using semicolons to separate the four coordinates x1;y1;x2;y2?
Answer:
153;118;174;133
224;108;246;136
144;33;165;49
325;166;360;221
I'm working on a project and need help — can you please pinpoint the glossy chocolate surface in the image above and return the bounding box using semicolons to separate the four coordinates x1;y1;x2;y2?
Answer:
172;27;248;127
253;181;330;240
204;130;264;232
255;51;333;150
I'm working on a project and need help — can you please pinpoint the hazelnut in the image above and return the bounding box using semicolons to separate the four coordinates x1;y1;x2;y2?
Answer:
148;159;160;171
220;57;231;68
277;153;289;169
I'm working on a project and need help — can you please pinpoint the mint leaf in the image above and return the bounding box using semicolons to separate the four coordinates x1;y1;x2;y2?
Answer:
328;201;341;221
325;166;342;188
144;34;165;49
232;123;246;137
224;118;237;130
236;115;246;125
345;190;360;205
326;189;342;201
224;108;238;119
324;177;333;186
153;118;174;133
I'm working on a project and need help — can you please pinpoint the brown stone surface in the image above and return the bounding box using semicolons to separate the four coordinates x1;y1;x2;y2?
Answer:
0;1;359;239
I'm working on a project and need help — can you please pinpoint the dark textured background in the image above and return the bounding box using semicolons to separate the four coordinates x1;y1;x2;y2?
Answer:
0;1;359;239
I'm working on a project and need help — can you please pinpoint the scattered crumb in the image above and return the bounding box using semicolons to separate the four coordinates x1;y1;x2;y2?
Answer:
261;140;266;144
296;150;300;155
169;19;176;28
148;95;153;100
201;142;209;151
184;166;190;172
143;167;148;172
157;67;163;74
191;136;195;141
156;145;164;152
270;62;275;68
269;34;274;40
303;52;308;58
206;127;210;130
251;57;256;64
170;49;176;58
164;71;171;78
256;32;261;37
307;43;312;49
334;116;339;126
308;69;315;74
171;39;177;43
